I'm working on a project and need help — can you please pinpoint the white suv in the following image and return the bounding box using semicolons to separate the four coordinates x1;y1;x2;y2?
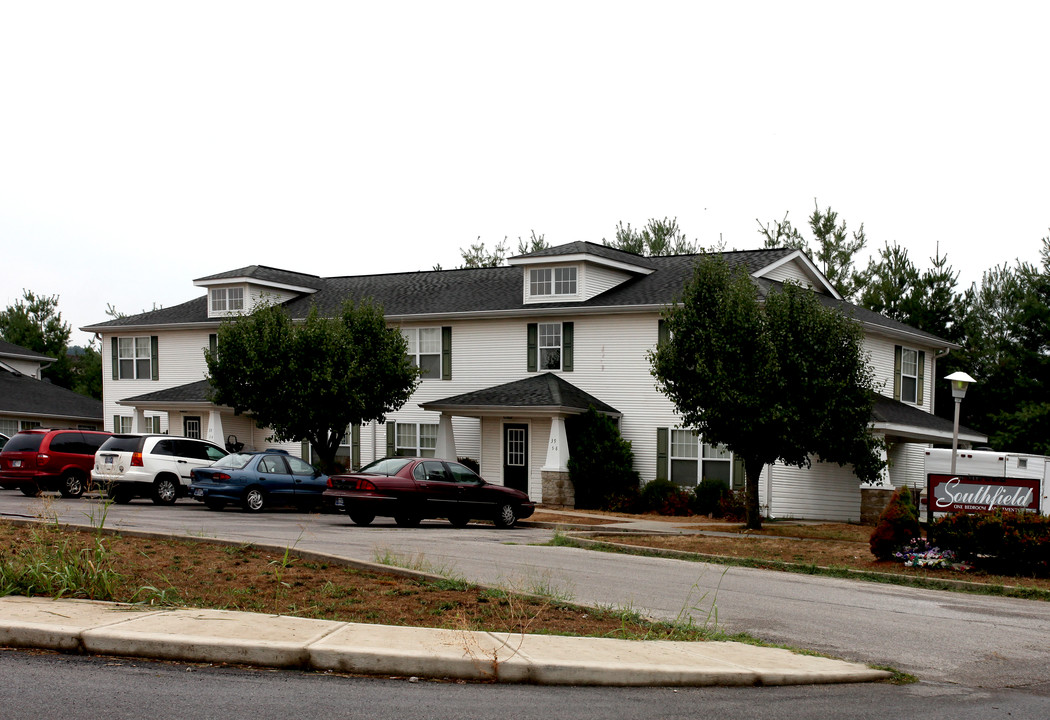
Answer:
93;434;228;505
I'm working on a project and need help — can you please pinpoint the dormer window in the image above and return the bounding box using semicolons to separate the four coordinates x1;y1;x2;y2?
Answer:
529;267;577;297
211;287;244;313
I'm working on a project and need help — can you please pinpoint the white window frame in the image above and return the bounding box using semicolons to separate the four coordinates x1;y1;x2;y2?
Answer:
900;348;919;404
530;268;552;296
529;266;578;299
20;420;41;430
0;419;18;437
669;429;734;488
538;322;562;371
402;327;442;380
116;416;133;433
395;422;438;457
211;288;228;313
554;267;577;295
146;416;162;434
117;337;152;380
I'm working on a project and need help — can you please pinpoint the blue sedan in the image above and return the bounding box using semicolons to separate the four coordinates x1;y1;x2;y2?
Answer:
189;450;328;512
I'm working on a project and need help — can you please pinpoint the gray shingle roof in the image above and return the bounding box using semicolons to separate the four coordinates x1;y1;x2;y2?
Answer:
511;241;658;270
80;243;952;347
872;395;985;441
0;369;103;421
194;265;324;289
0;340;54;363
122;379;214;403
421;373;619;416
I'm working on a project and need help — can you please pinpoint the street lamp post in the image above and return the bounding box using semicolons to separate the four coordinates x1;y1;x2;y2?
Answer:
944;371;977;476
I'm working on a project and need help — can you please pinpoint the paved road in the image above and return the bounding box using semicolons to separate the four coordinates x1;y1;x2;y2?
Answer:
3;492;1050;691
4;650;1050;720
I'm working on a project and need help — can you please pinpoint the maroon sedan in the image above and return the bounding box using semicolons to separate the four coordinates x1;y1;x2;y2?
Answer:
324;457;535;528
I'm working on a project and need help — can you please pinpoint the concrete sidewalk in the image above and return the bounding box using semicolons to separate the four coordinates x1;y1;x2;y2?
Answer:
0;595;889;686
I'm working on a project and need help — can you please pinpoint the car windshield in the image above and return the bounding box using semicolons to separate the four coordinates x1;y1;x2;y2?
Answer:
359;457;413;476
2;433;44;453
98;435;144;452
212;453;253;470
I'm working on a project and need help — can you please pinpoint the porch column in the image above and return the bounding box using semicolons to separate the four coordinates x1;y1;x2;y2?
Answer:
207;409;225;447
541;416;574;509
130;407;146;433
542;416;570;472
435;413;458;461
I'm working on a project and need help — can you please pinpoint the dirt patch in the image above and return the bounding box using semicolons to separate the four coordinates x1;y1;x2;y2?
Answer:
585;530;1050;592
0;522;706;640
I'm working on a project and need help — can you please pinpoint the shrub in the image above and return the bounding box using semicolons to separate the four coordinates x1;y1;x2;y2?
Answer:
566;408;641;510
719;490;747;521
640;479;693;516
691;478;730;517
457;457;480;474
603;487;644;514
929;511;1050;577
869;486;921;561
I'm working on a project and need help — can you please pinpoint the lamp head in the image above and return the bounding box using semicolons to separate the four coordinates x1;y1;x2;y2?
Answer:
944;371;976;400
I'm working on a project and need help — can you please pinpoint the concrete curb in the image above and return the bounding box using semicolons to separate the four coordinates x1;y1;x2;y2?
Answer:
0;596;891;686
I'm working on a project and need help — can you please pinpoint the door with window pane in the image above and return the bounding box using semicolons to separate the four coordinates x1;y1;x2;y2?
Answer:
183;416;201;439
503;424;528;492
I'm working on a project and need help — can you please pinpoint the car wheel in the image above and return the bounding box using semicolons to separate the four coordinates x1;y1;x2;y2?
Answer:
19;484;40;498
349;510;375;526
108;486;133;504
394;514;421;528
242;487;266;512
151;476;179;506
58;470;86;499
204;499;225;511
448;515;470;528
494;503;517;528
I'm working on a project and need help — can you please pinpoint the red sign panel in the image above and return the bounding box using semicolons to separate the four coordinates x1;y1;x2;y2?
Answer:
927;474;1041;514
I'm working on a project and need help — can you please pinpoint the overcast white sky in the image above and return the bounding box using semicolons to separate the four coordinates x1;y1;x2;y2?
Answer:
2;1;1048;347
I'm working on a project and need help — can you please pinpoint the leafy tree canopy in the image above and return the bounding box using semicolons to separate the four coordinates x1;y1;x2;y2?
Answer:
0;289;74;389
205;300;421;471
650;255;883;528
758;200;867;300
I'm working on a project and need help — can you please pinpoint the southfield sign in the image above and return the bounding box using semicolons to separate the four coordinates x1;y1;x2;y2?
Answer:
928;474;1040;514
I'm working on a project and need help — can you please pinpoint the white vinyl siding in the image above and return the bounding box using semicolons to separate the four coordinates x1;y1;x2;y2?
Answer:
762;459;862;522
759;258;817;285
581;265;633;299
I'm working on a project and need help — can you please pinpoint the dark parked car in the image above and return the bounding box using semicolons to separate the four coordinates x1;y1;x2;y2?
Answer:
323;457;536;528
189;450;328;512
0;428;111;498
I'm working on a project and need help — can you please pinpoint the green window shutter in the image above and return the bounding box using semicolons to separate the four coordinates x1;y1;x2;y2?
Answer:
562;322;573;372
892;346;902;401
150;336;159;381
442;326;452;380
209;334;217;356
658;319;669;346
527;323;538;372
301;440;311;463
111;337;118;380
917;350;926;406
656;428;669;481
386;423;396;457
351;425;361;470
112;415;120;433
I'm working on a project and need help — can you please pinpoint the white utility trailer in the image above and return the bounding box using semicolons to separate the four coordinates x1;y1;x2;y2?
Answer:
923;448;1050;522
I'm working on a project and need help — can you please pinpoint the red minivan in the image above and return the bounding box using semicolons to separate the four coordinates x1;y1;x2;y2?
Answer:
0;428;111;498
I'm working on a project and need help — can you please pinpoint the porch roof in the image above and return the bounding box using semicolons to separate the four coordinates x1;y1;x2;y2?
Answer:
118;379;216;408
421;373;620;418
871;395;987;445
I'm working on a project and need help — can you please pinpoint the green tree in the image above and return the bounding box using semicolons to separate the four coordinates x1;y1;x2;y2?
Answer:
0;289;74;389
649;255;883;529
454;230;550;269
758;200;867;300
205;300;421;471
71;340;103;400
604;217;699;256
